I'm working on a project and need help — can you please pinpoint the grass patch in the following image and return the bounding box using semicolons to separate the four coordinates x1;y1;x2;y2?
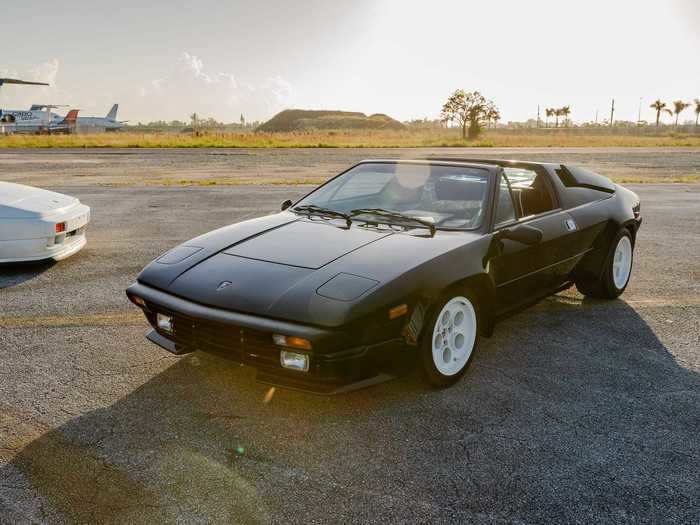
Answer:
151;178;320;186
609;175;700;184
133;175;700;187
1;130;699;148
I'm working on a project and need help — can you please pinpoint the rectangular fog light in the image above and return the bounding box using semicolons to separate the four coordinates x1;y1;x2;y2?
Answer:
156;313;173;334
280;350;309;372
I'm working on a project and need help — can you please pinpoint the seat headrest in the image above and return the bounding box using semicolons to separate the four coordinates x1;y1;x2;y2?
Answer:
434;177;486;201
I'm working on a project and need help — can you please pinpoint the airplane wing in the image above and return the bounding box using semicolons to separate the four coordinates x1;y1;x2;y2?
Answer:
0;78;50;87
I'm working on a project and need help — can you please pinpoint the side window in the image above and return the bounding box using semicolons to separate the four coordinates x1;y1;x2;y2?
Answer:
494;174;517;226
504;168;556;217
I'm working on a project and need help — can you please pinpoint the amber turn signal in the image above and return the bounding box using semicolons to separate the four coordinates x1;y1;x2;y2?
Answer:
272;334;312;351
389;303;408;320
128;295;148;311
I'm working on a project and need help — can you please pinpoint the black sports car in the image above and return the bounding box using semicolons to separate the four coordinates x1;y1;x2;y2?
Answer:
127;159;642;393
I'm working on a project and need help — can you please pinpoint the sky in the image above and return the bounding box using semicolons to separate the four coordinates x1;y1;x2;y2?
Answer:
1;0;698;125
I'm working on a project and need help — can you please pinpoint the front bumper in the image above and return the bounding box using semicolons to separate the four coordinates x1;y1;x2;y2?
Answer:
0;205;90;263
0;233;87;263
127;282;405;394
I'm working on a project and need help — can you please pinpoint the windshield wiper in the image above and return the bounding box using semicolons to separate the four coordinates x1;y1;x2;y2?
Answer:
350;208;436;237
292;204;352;228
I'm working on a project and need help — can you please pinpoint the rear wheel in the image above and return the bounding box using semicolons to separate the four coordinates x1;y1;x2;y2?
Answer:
420;292;479;388
576;228;634;299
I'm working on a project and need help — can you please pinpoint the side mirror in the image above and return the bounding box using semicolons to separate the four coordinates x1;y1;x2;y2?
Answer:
281;199;293;211
496;224;543;245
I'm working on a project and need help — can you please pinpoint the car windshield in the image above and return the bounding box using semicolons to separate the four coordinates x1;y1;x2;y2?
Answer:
292;162;490;230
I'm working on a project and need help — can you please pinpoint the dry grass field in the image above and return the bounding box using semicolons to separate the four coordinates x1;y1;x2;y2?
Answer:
1;129;700;149
1;147;698;187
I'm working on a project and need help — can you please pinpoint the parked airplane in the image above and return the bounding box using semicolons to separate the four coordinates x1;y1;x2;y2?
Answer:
0;105;79;134
75;104;125;131
0;78;59;134
1;78;123;133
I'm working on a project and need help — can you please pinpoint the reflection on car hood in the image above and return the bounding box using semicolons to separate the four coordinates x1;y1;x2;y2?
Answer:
223;219;393;269
167;220;393;314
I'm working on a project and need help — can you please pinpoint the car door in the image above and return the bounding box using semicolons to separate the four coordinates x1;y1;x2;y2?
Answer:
488;169;573;312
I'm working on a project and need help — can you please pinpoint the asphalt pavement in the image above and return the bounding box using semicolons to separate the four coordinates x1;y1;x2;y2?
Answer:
0;175;698;523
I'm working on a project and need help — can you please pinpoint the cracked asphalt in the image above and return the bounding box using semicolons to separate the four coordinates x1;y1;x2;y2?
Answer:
0;150;698;524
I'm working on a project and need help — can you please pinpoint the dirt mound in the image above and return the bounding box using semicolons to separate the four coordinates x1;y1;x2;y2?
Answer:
257;109;404;132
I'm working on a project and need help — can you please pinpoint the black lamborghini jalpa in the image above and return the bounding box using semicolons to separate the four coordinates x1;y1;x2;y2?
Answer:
127;159;642;394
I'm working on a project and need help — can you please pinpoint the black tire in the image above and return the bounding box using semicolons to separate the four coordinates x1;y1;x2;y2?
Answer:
420;289;480;388
576;228;634;299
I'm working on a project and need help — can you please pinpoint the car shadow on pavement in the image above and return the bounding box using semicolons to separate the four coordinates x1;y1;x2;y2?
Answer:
2;296;698;523
0;261;56;289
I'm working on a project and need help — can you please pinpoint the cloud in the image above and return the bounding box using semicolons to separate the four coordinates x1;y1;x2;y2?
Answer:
135;52;290;122
0;59;59;87
0;59;59;109
179;52;238;87
29;58;60;86
263;75;293;106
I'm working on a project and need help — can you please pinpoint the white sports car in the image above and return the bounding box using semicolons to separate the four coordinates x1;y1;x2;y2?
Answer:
0;182;90;263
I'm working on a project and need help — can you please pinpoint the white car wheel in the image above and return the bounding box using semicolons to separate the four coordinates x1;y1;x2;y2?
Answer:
431;296;477;377
612;235;633;290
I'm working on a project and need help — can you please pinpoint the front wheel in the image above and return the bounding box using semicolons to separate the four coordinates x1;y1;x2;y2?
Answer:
576;228;634;299
420;292;479;388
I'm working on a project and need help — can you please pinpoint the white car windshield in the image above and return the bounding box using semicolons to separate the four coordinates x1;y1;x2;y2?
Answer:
293;162;490;230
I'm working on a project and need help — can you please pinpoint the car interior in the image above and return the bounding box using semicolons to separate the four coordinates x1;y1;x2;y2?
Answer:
393;174;487;228
315;164;490;229
503;168;556;218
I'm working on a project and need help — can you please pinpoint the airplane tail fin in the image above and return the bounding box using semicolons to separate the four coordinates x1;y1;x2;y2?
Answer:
106;104;118;120
61;110;80;124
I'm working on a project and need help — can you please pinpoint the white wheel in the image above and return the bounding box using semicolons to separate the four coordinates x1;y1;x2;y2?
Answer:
612;235;632;290
430;296;477;377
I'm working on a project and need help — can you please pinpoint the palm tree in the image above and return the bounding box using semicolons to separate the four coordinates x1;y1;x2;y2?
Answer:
560;106;571;127
545;108;554;127
671;100;690;127
554;108;562;128
694;98;700;128
649;100;668;127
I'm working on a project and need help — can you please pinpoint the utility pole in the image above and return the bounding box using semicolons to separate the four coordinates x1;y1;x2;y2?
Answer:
637;97;642;125
537;105;540;128
610;99;615;127
595;109;598;125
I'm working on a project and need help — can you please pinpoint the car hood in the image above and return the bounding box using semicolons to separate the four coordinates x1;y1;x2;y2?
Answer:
222;219;392;269
138;212;484;326
0;182;81;219
165;219;391;312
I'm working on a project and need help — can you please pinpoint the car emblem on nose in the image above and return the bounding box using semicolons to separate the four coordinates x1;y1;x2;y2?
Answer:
217;281;232;291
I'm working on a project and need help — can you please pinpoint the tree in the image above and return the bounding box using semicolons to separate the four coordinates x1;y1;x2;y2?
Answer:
441;90;498;139
560;106;571;127
649;100;668;127
671;100;690;126
487;106;501;128
694;98;700;128
190;113;199;127
553;108;562;128
545;108;554;127
240;114;245;127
